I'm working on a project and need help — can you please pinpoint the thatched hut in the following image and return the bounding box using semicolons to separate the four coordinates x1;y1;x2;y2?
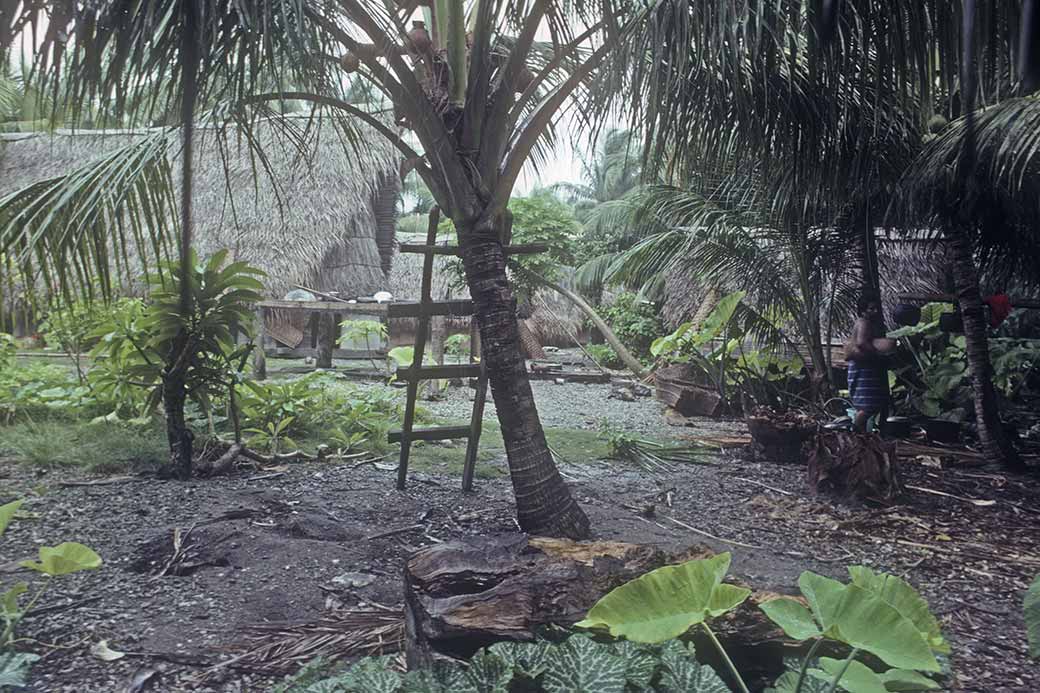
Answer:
0;118;400;338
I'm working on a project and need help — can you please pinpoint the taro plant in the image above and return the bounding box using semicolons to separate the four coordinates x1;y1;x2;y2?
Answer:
759;566;947;693
1;498;102;687
576;552;751;693
444;333;470;362
338;319;388;371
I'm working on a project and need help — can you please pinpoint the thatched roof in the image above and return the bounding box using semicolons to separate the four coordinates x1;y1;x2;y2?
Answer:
0;117;400;299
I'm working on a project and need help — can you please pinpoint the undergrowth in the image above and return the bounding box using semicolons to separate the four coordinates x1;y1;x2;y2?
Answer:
0;421;167;473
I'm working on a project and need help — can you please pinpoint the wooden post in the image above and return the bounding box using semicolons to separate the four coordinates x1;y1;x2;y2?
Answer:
316;312;335;368
254;307;267;380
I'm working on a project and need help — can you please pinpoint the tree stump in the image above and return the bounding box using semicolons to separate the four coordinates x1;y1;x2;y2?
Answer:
403;534;791;680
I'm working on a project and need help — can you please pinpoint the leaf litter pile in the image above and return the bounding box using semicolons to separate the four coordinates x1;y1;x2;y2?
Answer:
1;414;1038;692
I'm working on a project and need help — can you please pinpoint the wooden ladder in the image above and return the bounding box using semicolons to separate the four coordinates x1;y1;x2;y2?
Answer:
387;207;547;491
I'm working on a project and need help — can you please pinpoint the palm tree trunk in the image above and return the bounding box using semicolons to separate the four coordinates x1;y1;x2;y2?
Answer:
458;216;590;539
163;333;193;480
947;231;1024;471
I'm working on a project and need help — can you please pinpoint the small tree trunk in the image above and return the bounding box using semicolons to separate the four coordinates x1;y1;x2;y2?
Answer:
948;231;1024;471
162;340;193;480
459;217;590;539
527;271;646;378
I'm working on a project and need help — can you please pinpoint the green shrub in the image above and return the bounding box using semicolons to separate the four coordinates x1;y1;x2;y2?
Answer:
584;343;622;369
0;362;102;423
601;292;663;358
237;373;405;453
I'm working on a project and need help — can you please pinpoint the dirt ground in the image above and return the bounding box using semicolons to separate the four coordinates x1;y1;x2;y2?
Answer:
1;388;1038;692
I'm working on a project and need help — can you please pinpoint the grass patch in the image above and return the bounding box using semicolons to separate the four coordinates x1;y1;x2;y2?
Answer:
403;424;618;479
0;421;168;474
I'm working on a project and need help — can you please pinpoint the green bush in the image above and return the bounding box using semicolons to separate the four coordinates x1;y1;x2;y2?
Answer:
237;373;405;454
0;362;103;423
601;292;663;358
584;343;622;369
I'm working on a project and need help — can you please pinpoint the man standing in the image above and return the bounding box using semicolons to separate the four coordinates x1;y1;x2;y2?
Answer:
846;292;892;433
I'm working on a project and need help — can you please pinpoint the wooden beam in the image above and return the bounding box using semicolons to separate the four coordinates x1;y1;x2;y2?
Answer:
258;300;388;314
400;363;483;381
397;243;549;256
896;292;1040;309
387;300;475;319
388;425;472;443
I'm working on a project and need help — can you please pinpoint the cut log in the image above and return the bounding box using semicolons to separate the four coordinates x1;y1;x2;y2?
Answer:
654;364;723;417
403;534;792;684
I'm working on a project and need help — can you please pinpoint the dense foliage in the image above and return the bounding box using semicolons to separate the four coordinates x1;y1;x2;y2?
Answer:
598;293;663;360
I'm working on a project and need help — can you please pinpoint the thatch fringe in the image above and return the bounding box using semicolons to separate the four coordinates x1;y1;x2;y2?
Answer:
0;117;400;302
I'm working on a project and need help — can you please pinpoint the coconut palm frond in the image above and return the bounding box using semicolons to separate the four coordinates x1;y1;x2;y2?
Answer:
894;96;1040;285
24;1;337;128
0;129;178;302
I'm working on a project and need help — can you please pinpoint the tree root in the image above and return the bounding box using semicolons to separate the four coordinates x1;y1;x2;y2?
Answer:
195;440;332;477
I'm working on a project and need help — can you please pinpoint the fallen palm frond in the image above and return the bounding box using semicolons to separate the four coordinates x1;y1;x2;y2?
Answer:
601;425;716;474
208;608;404;677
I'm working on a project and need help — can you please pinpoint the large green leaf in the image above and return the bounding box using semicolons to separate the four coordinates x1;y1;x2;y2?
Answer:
462;649;513;693
0;651;40;688
797;572;847;633
486;640;553;679
657;640;731;693
786;572;939;672
20;542;102;576
0;499;24;536
807;658;888;693
806;658;940;693
759;598;822;640
541;634;628;693
847;567;948;654
692;291;746;347
879;669;941;691
830;585;939;672
576;553;750;643
1027;574;1040;659
610;639;657;689
2;582;28;618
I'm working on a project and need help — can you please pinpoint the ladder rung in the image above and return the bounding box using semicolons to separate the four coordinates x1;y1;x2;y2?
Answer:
398;243;548;256
399;363;483;381
387;300;475;319
389;425;472;443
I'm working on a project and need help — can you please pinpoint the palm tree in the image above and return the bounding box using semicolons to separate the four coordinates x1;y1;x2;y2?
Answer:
554;129;640;222
1;0;686;537
597;0;1036;470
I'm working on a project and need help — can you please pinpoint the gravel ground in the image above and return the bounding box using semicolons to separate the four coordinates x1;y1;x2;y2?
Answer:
421;379;673;436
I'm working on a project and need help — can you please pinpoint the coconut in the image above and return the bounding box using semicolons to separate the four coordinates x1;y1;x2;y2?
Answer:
339;51;360;73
